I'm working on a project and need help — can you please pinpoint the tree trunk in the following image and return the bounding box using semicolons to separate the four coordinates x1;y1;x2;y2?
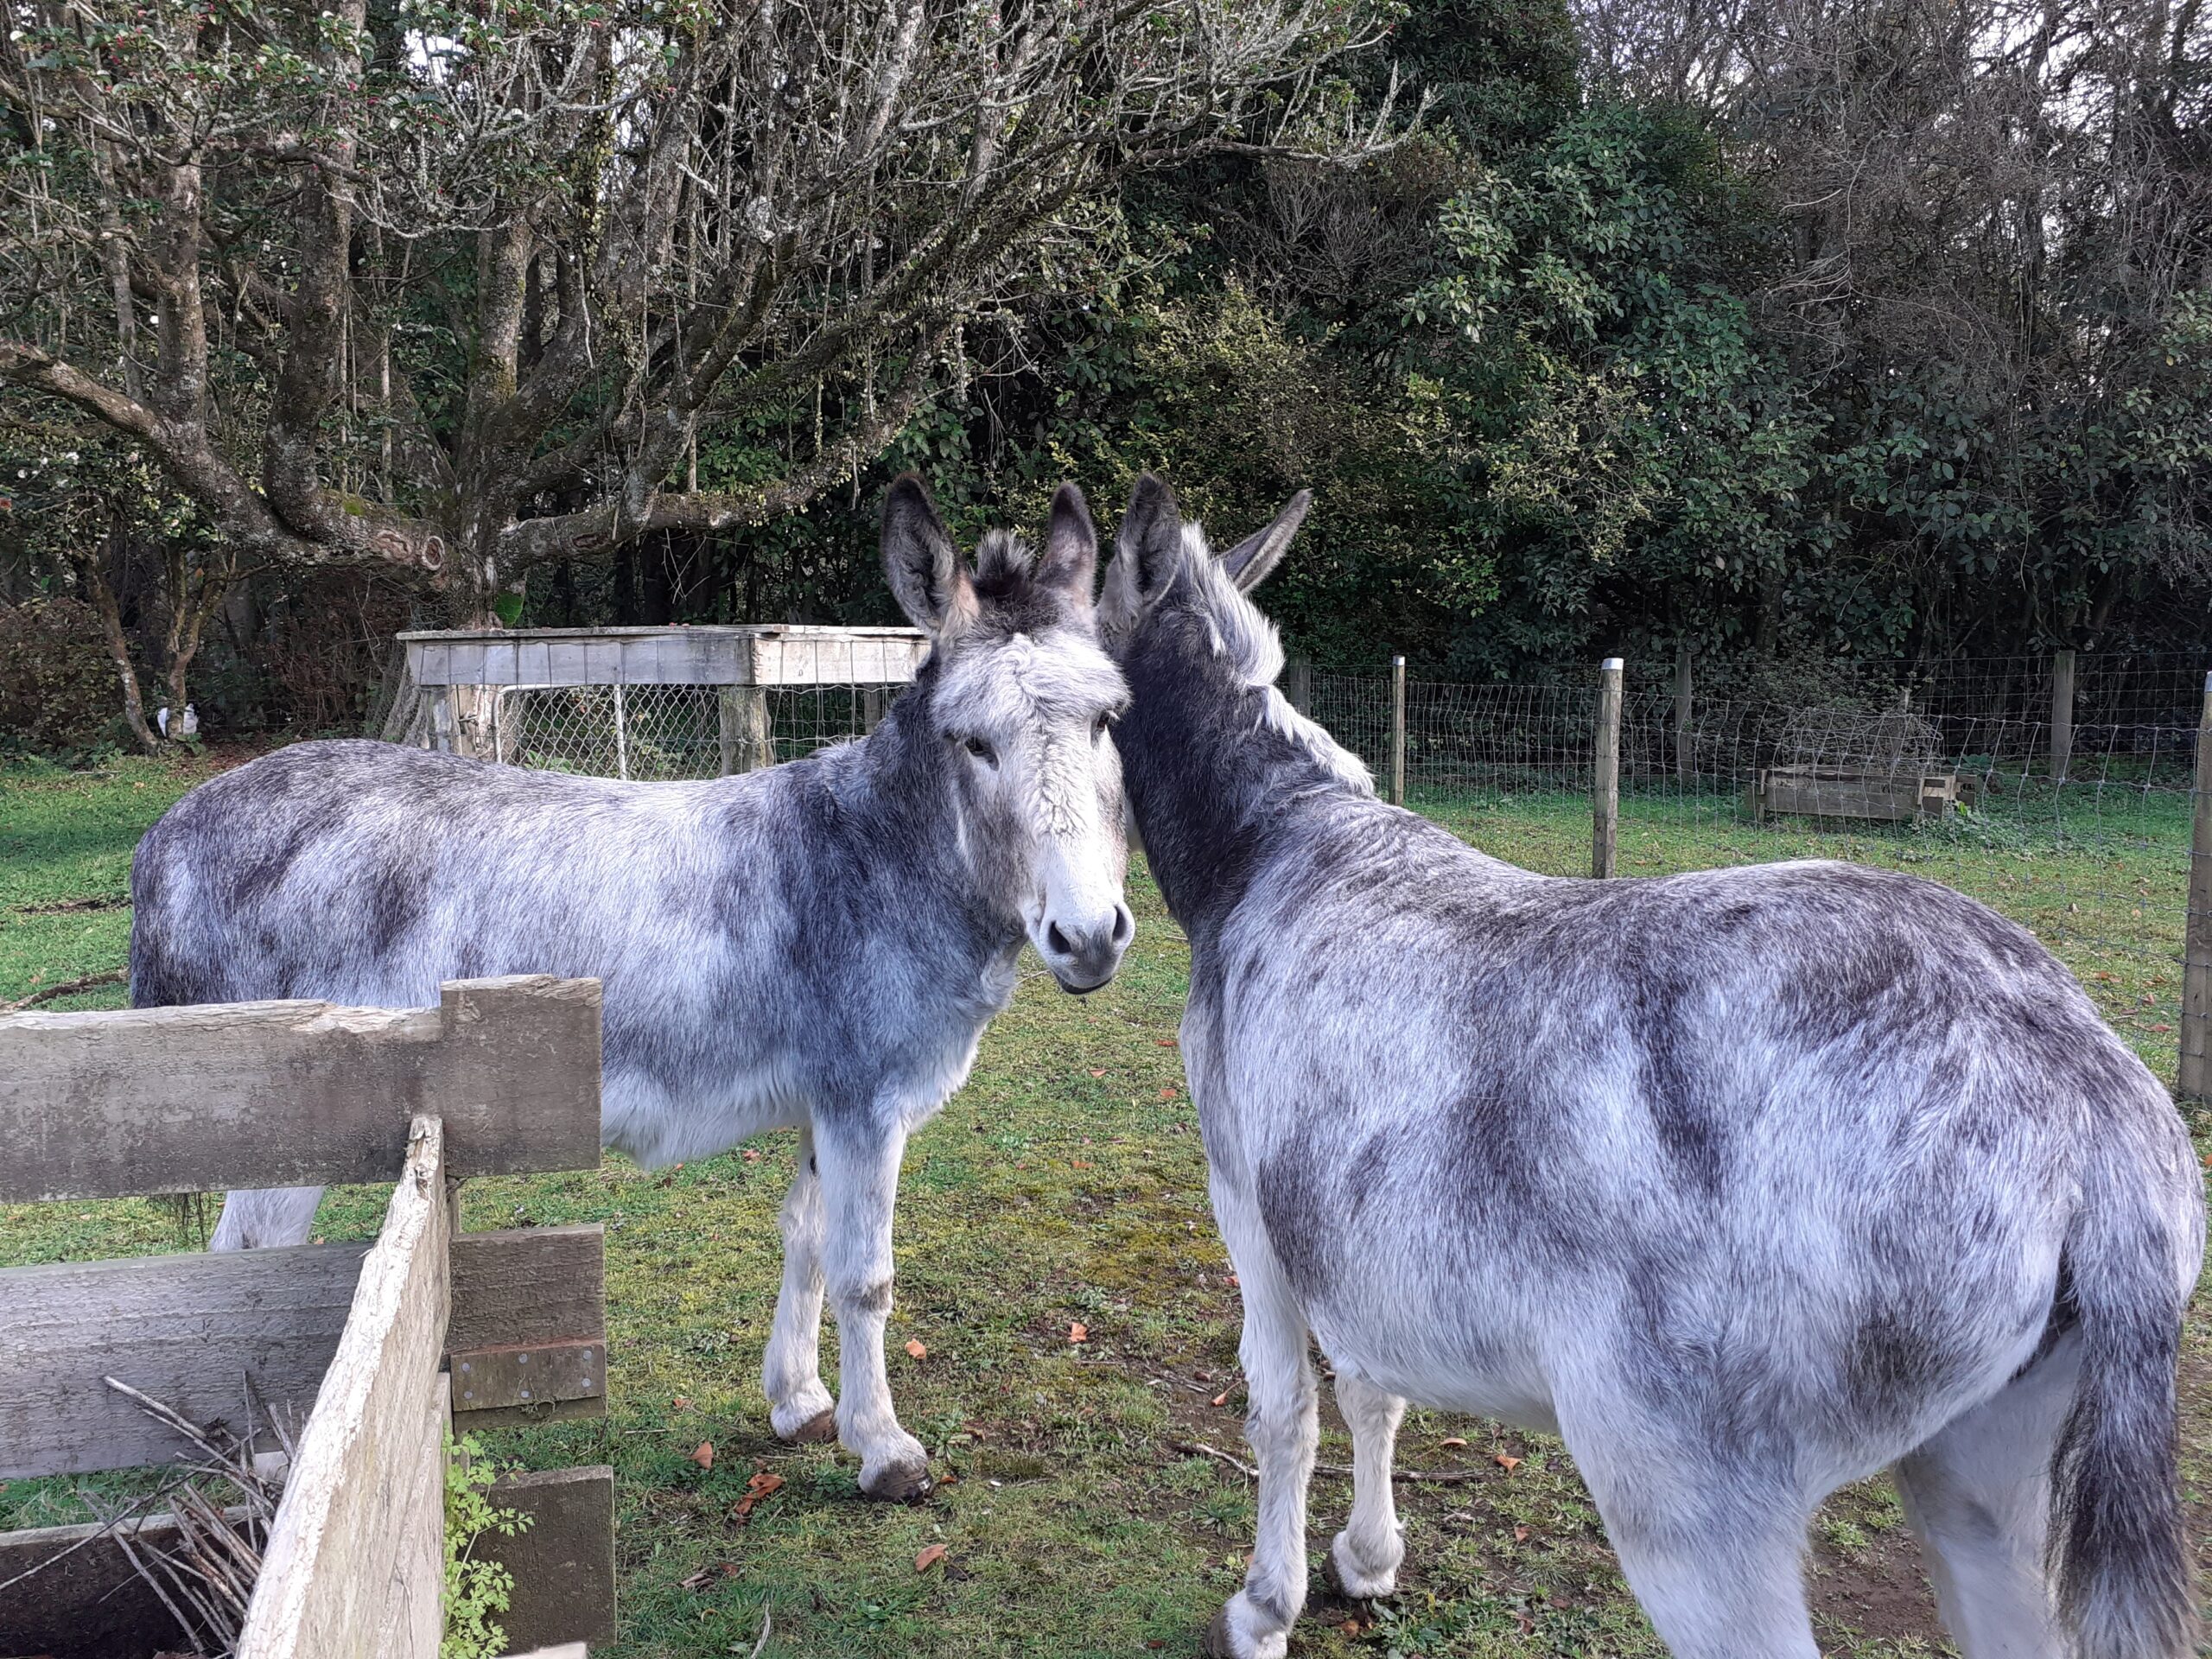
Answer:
73;550;158;753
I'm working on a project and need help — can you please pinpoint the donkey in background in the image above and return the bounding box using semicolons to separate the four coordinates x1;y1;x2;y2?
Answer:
130;477;1135;1500
1103;474;2203;1658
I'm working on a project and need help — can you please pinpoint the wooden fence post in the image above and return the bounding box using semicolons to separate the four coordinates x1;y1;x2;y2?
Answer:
1389;656;1407;807
2182;670;2212;1101
1594;657;1624;880
1286;655;1311;716
862;688;885;734
2051;649;2075;785
1673;645;1693;786
718;687;772;773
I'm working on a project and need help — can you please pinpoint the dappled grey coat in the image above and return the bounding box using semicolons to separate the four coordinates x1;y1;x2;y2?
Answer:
129;476;1135;1501
1101;474;2205;1659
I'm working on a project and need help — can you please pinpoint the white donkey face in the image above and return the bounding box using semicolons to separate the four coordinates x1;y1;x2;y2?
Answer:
884;477;1135;992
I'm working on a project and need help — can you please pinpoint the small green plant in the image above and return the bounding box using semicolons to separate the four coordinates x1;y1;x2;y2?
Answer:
442;1431;535;1659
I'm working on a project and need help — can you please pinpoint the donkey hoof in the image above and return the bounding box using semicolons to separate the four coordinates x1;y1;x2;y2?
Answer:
785;1408;839;1444
859;1460;934;1503
1325;1535;1398;1600
1203;1605;1285;1659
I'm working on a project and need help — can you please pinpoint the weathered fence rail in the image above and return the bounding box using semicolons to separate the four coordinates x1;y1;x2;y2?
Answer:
0;976;617;1659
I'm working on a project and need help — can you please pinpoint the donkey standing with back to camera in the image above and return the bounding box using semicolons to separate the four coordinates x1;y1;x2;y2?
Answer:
1101;473;2203;1659
130;477;1135;1500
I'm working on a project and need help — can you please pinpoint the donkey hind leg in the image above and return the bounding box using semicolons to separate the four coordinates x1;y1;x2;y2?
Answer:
763;1125;837;1442
209;1185;325;1250
1892;1332;2078;1659
1206;1205;1319;1659
813;1111;931;1501
1560;1397;1821;1659
1327;1370;1407;1599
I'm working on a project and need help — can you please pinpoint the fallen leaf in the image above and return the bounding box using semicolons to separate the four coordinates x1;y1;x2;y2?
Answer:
731;1471;785;1523
914;1543;948;1573
1440;1437;1467;1449
1338;1619;1363;1637
905;1338;928;1360
1157;1086;1179;1101
672;1396;691;1411
938;1471;958;1486
1155;1038;1179;1047
1071;1159;1093;1168
1494;1453;1522;1472
690;1440;715;1470
1513;1525;1530;1542
1088;1068;1106;1078
1069;1322;1088;1342
741;1148;762;1162
680;1567;715;1591
1227;1274;1239;1288
1211;1390;1231;1408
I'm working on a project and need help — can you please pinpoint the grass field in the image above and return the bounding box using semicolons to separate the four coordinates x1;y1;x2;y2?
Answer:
3;750;2207;1658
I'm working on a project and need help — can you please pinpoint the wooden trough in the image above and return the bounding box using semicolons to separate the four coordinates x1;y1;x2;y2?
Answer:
0;976;616;1659
1751;764;1961;824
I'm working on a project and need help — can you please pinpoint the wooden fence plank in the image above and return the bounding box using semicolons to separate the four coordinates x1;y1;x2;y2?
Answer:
237;1116;452;1659
448;1224;605;1351
0;1227;603;1480
0;1507;249;1658
0;976;601;1203
478;1466;618;1655
0;1243;365;1481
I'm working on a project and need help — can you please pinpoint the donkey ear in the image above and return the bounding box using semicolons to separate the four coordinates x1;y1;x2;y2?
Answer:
1218;490;1312;593
882;474;975;639
1108;474;1183;615
1034;482;1098;603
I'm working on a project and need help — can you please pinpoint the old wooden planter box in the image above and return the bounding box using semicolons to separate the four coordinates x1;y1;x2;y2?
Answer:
0;977;617;1659
1751;765;1961;824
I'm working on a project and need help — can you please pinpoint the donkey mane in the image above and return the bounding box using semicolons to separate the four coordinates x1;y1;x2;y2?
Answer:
1173;521;1376;796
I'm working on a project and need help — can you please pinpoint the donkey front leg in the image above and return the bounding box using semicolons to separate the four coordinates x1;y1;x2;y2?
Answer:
763;1127;837;1442
1207;1201;1319;1659
1327;1370;1407;1599
814;1112;932;1500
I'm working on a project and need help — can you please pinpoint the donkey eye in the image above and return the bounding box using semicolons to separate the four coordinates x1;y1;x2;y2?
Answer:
1092;712;1114;741
962;734;997;766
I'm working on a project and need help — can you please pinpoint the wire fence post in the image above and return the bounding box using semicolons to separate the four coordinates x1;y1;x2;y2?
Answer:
1593;657;1624;879
2182;670;2212;1100
1673;645;1693;786
1287;654;1311;716
612;683;631;781
1389;657;1407;806
2051;649;2075;784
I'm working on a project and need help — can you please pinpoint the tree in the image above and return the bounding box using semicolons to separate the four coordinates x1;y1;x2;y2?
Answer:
1;0;1396;626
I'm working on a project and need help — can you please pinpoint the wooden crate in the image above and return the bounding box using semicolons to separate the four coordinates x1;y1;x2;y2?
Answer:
0;977;616;1659
1751;765;1961;824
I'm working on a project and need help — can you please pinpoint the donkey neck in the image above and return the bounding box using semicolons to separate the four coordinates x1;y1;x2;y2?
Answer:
1118;610;1349;946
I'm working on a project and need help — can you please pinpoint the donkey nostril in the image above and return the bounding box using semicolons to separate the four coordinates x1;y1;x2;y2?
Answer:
1047;921;1073;957
1111;907;1134;947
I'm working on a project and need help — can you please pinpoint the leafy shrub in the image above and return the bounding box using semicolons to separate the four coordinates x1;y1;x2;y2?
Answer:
442;1431;536;1659
0;597;120;757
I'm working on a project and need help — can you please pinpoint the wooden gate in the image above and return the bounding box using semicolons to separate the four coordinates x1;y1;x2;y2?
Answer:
0;976;616;1658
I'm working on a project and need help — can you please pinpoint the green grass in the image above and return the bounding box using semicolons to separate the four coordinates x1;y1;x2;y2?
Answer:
3;750;2207;1657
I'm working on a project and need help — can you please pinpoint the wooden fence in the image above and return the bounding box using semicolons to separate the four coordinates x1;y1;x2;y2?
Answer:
0;976;617;1658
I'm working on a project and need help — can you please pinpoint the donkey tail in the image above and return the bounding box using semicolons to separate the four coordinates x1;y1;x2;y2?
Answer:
2048;1109;2202;1659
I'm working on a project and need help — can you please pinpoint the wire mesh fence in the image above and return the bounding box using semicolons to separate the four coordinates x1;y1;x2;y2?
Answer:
374;626;922;781
1306;657;2209;1087
489;683;888;778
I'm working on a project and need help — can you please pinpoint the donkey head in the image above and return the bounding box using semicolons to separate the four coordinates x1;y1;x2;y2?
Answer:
883;475;1135;993
1101;474;1372;794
